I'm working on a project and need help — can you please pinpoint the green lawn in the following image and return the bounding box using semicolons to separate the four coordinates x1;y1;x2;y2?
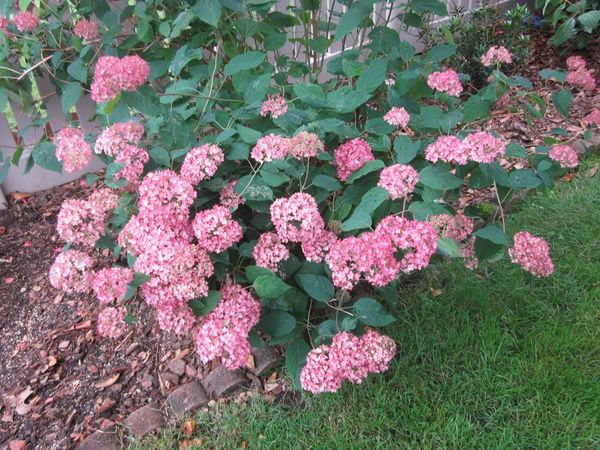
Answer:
134;157;600;450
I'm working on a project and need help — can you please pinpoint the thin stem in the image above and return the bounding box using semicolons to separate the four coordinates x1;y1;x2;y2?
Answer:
493;180;506;231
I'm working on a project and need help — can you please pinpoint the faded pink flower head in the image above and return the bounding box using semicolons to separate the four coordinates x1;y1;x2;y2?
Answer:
114;144;149;187
253;232;289;271
378;164;419;200
429;213;474;242
97;307;127;339
54;127;93;173
260;95;288;119
425;135;469;165
92;267;134;304
481;46;512;67
180;144;224;185
508;231;553;277
192;205;243;253
49;250;95;294
566;55;587;71
463;131;506;164
427;70;463;96
270;192;324;244
13;11;38;32
251;134;291;163
73;18;99;40
549;144;579;169
91;55;150;103
290;131;324;159
95;121;144;156
583;109;600;128
383;107;410;128
333;138;374;182
220;180;245;210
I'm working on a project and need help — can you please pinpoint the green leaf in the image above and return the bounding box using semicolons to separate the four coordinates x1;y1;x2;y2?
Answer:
235;174;274;201
325;87;371;113
409;0;447;16
356;186;388;213
253;274;291;299
341;209;371;231
246;265;275;283
549;17;575;46
463;94;492;122
552;89;572;118
149;147;170;167
224;51;266;76
419;164;463;190
353;297;395;327
194;0;222;26
436;237;462;257
295;274;334;302
365;118;395;136
334;0;372;41
285;339;310;388
506;142;527;158
393;136;419;163
474;224;507;245
356;59;386;93
311;174;342;192
293;83;327;108
258;311;297;336
408;201;449;221
188;291;221;317
510;169;542;189
346;159;385;184
170;44;204;76
32;142;62;173
578;10;600;33
67;59;87;83
61;82;82;113
538;69;567;83
424;44;457;63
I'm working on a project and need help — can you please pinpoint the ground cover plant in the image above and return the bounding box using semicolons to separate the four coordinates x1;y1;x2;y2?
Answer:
1;0;599;400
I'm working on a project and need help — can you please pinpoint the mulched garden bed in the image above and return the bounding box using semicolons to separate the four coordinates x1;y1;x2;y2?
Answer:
0;30;597;450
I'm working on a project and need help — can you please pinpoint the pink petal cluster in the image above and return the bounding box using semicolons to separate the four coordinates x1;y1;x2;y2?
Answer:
427;70;463;96
565;57;596;91
54;127;93;173
251;134;291;163
13;11;38;32
192;205;243;253
333;138;374;182
180;144;224;185
462;131;506;164
97;307;127;339
260;95;288;119
252;232;290;271
91;55;150;103
220;180;245;210
92;267;134;304
95;121;144;156
378;164;419;199
425;136;469;165
137;170;196;221
481;46;512;67
49;250;95;294
300;330;396;394
383;107;410;128
73;18;99;40
429;212;474;242
195;284;261;370
0;16;10;36
114;144;149;187
583;109;600;128
508;231;553;277
549;144;579;169
461;237;478;270
290;131;324;159
326;216;437;290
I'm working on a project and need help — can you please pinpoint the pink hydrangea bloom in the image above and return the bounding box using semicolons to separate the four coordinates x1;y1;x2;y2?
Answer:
549;144;579;169
97;307;127;339
180;144;224;185
195;284;261;370
378;164;419;200
73;18;99;40
114;144;149;187
13;11;38;32
481;46;512;67
583;109;600;128
463;131;506;163
220;180;245;210
461;237;478;270
87;188;120;214
253;232;289;271
260;95;288;119
566;55;587;71
54;127;92;173
91;55;150;103
251;134;291;163
192;205;243;253
0;16;10;36
565;58;596;91
425;136;469;165
427;70;463;96
429;213;474;242
300;330;396;394
57;198;106;247
92;267;134;304
290;131;324;159
383;107;410;128
137;170;196;221
508;231;553;277
49;250;94;294
95;121;144;156
333;138;374;182
156;302;196;335
270;193;324;243
301;229;337;264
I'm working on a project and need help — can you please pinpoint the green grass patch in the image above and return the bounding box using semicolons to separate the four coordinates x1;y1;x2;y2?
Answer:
133;157;600;449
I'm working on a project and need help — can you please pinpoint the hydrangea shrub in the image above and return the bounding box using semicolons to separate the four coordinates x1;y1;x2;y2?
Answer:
1;0;597;393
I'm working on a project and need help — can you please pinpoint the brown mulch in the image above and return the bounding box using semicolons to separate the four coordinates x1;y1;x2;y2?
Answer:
0;29;598;450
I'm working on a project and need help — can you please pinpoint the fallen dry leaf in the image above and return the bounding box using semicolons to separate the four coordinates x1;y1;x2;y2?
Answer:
245;354;255;370
429;288;443;298
561;173;573;182
95;373;120;388
182;419;196;437
10;192;32;201
96;398;116;414
585;166;598;178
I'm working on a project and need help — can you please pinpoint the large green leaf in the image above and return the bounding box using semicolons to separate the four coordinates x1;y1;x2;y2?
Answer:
61;82;81;113
224;51;266;76
424;44;457;63
32;142;62;173
552;89;572;118
578;10;600;33
474;224;507;245
346;159;385;184
356;59;386;93
419;164;463;190
353;297;395;327
285;338;311;388
294;274;334;302
549;18;575;46
334;0;372;41
194;0;221;26
259;311;297;336
311;174;342;192
253;274;291;299
394;136;420;163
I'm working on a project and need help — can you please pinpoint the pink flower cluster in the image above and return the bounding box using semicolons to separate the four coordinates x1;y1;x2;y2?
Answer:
461;237;478;270
583;109;600;128
260;95;288;119
481;46;512;67
0;16;9;36
73;19;99;40
383;107;410;128
333;138;374;182
378;164;419;200
508;231;553;277
565;56;596;91
549;144;579;169
425;132;506;165
49;250;95;294
192;205;243;253
57;188;119;247
427;70;463;96
180;144;224;185
91;55;150;103
220;180;245;210
13;11;38;32
114;144;149;187
290;131;324;159
429;213;478;269
95;121;144;156
326;216;437;290
195;284;261;370
300;330;396;394
92;267;134;304
252;232;290;271
97;307;127;340
251;132;324;162
54;127;92;173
